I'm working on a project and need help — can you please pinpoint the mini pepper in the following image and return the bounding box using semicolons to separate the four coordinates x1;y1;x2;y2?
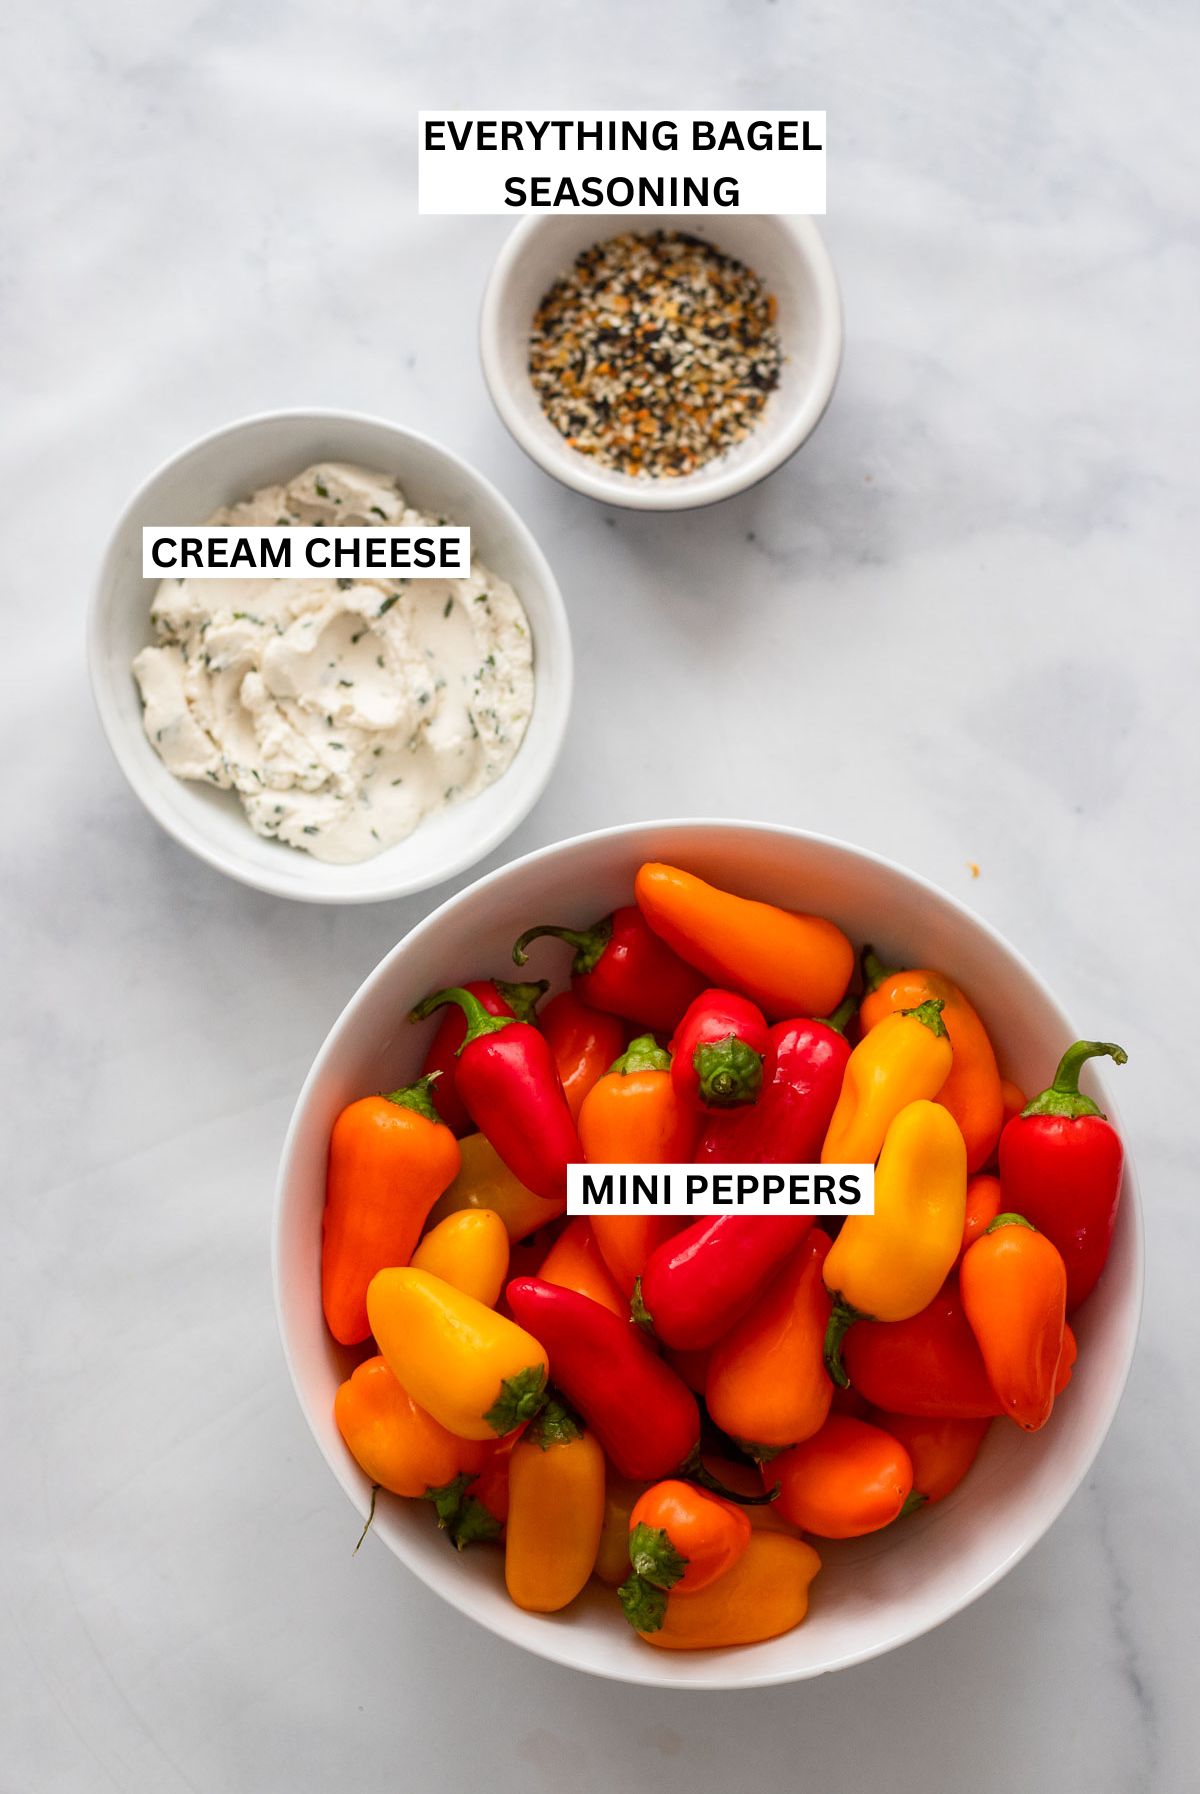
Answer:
410;985;583;1205
367;1267;549;1440
695;1000;854;1163
634;862;854;1020
670;988;769;1109
823;1100;967;1384
418;977;547;1135
998;1040;1127;1310
960;1214;1067;1431
321;1074;461;1346
859;948;1004;1173
821;999;953;1165
511;904;704;1033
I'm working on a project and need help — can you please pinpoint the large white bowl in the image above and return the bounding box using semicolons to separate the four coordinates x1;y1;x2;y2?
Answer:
89;410;572;903
480;216;843;510
273;820;1142;1687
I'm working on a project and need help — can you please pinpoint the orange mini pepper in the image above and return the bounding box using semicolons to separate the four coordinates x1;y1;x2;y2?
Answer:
539;990;627;1121
873;1412;991;1506
537;1218;626;1318
620;1480;752;1629
859;949;1004;1173
769;1415;914;1538
322;1075;462;1346
960;1214;1067;1431
367;1267;549;1441
504;1402;606;1613
634;862;854;1022
334;1356;487;1498
591;1214;687;1299
578;1034;698;1164
706;1231;834;1450
637;1532;821;1650
956;1174;1002;1265
410;1208;510;1307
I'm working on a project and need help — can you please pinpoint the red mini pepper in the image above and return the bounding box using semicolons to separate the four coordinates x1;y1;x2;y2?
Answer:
410;987;582;1205
538;990;627;1122
841;1278;1003;1419
504;1277;699;1480
511;906;704;1033
505;1278;769;1500
670;989;769;1109
695;998;854;1161
637;1215;814;1351
419;978;547;1135
998;1040;1127;1310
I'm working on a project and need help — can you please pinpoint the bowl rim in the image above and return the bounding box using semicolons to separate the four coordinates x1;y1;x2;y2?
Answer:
86;405;573;905
479;215;844;512
272;816;1144;1689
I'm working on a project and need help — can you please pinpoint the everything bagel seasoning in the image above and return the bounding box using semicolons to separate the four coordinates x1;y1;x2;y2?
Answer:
528;231;783;479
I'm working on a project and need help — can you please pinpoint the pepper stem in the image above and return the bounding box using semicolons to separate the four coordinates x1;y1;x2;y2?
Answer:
677;1447;779;1507
823;1298;866;1388
613;1034;671;1076
860;945;897;993
898;1490;928;1519
817;994;858;1036
693;1035;764;1107
902;996;947;1038
986;1211;1035;1234
408;986;516;1049
382;1070;443;1120
1022;1040;1127;1121
494;978;549;1023
511;917;611;974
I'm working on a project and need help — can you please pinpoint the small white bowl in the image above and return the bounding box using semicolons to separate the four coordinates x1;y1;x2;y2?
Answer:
88;410;572;904
274;819;1142;1688
480;215;843;510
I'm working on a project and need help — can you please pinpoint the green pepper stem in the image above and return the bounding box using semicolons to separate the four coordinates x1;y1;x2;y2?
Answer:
693;1035;764;1107
823;1298;866;1388
408;986;516;1048
383;1071;443;1120
677;1447;779;1507
898;1490;928;1519
902;996;947;1038
817;994;858;1036
1022;1040;1127;1121
860;945;897;993
494;978;549;1023
512;917;611;973
985;1211;1035;1234
613;1033;671;1076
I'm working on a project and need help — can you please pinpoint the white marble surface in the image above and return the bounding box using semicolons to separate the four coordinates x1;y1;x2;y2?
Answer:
4;2;1197;1788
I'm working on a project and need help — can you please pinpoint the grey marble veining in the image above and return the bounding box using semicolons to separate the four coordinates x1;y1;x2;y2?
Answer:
3;2;1197;1789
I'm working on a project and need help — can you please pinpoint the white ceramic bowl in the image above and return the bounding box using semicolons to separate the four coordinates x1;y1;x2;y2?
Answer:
89;410;572;903
480;216;843;510
274;820;1142;1687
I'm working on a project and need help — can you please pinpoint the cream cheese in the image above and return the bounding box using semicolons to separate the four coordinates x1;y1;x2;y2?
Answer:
132;463;535;863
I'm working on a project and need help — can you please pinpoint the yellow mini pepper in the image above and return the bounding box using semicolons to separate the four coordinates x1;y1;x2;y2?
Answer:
424;1133;563;1243
821;999;953;1165
823;1099;967;1383
504;1401;606;1613
410;1208;510;1307
366;1267;549;1440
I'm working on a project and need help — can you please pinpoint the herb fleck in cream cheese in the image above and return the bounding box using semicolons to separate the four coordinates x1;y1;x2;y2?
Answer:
132;464;534;863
